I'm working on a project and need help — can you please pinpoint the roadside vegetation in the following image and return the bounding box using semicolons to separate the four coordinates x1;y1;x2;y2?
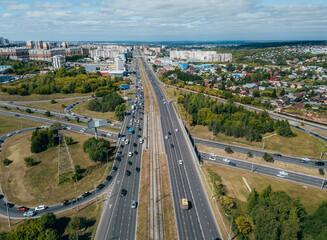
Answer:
0;115;41;135
202;162;327;240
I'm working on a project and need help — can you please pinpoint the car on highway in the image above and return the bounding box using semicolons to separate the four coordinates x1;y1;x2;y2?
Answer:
96;184;105;191
106;175;112;181
131;200;137;209
165;135;168;140
128;152;133;157
6;133;12;137
179;160;183;165
273;153;282;157
170;144;174;148
125;170;131;176
107;133;113;136
4;202;14;208
302;157;310;162
315;161;325;166
223;158;230;163
175;128;178;132
128;161;133;166
35;205;46;211
15;114;20;117
125;139;129;145
133;143;137;147
66;127;72;130
17;207;28;211
209;157;216;161
209;153;217;157
134;150;138;155
82;192;91;198
229;162;236;167
279;171;288;176
61;200;69;206
277;174;285;178
120;189;127;196
135;167;140;172
112;166;118;172
23;210;36;217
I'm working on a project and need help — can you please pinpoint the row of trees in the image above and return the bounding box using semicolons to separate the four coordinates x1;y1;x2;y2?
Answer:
179;93;295;142
83;137;111;162
87;92;124;113
0;67;126;96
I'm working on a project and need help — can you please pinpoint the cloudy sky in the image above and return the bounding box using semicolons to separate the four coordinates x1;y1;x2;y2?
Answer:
0;0;326;41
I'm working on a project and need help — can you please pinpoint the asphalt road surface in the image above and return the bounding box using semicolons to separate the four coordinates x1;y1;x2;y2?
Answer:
139;51;222;240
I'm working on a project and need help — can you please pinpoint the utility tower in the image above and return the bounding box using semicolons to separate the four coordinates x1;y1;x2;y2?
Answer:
58;131;75;184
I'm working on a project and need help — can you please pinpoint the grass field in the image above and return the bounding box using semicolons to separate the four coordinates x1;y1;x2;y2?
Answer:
0;131;113;206
202;162;327;214
0;115;42;135
23;99;89;113
0;92;92;102
71;101;120;124
189;125;327;159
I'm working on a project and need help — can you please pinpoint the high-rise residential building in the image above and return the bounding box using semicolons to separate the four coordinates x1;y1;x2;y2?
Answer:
26;40;35;49
170;50;232;62
0;37;9;45
43;42;51;50
52;55;65;69
62;42;69;48
115;56;125;71
35;40;43;49
0;47;29;60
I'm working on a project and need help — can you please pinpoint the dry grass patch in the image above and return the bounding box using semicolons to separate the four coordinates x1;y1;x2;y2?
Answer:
0;131;113;206
189;124;327;159
136;150;150;240
23;99;88;113
203;162;327;214
0;93;92;102
160;153;177;240
0;115;41;135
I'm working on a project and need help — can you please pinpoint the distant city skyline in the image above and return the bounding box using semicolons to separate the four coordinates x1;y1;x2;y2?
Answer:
0;0;326;41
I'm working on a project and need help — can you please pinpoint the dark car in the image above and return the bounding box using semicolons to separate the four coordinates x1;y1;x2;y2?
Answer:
168;131;171;135
133;143;137;147
118;150;122;154
4;203;14;208
116;157;121;162
120;189;127;196
112;166;118;171
82;192;91;198
135;167;140;172
315;161;325;166
128;161;132;166
125;170;131;176
126;126;129;129
137;135;141;138
229;162;236;167
139;127;142;131
273;153;282;157
61;200;69;206
96;184;105;191
170;144;174;148
120;144;124;148
106;175;112;181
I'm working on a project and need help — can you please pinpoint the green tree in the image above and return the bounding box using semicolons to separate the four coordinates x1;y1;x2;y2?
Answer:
271;89;277;98
115;103;126;121
247;152;253;158
68;217;87;231
319;168;325;175
225;147;234;154
24;157;35;167
3;158;12;166
280;88;286;96
235;216;253;235
38;213;56;231
262;152;274;162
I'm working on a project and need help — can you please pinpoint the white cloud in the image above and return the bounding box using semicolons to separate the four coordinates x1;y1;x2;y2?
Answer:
79;2;91;8
34;1;72;9
2;13;12;18
5;3;30;10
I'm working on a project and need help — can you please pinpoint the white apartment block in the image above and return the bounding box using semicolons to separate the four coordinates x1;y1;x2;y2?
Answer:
170;50;232;62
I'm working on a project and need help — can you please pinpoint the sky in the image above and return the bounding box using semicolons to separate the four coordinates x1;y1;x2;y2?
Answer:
0;0;326;41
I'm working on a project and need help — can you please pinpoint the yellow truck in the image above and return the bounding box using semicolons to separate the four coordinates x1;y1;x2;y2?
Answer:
181;198;188;210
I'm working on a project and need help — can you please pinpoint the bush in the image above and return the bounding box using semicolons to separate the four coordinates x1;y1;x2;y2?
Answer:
65;136;74;145
247;152;253;158
3;158;12;166
50;99;57;104
68;217;87;231
225;147;234;154
262;152;274;162
30;129;59;153
24;157;35;167
44;111;52;117
25;108;33;113
319;168;325;175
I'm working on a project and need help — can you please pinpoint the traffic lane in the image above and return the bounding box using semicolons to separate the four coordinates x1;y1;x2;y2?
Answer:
195;138;326;168
203;155;324;188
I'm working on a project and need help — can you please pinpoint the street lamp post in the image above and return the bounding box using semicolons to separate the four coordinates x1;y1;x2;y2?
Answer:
6;203;11;228
262;133;277;151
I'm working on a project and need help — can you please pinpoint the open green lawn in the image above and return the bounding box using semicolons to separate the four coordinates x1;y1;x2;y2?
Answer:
0;114;42;135
0;92;93;102
23;99;90;113
189;125;327;159
0;131;114;206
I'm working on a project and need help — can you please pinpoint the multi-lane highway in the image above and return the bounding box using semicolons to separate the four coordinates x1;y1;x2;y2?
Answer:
138;50;222;239
95;55;144;240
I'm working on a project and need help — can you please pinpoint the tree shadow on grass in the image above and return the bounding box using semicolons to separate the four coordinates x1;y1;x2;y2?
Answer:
54;216;71;236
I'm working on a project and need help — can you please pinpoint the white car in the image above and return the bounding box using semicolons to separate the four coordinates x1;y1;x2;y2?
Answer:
128;152;133;157
66;127;72;130
35;205;46;211
223;158;230;163
23;210;36;217
107;133;113;136
110;123;115;126
179;160;183;165
209;157;216;161
209;153;217;157
165;136;168;140
279;171;288;176
277;174;285;178
175;128;179;132
302;157;310;162
6;133;12;137
125;139;129;145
